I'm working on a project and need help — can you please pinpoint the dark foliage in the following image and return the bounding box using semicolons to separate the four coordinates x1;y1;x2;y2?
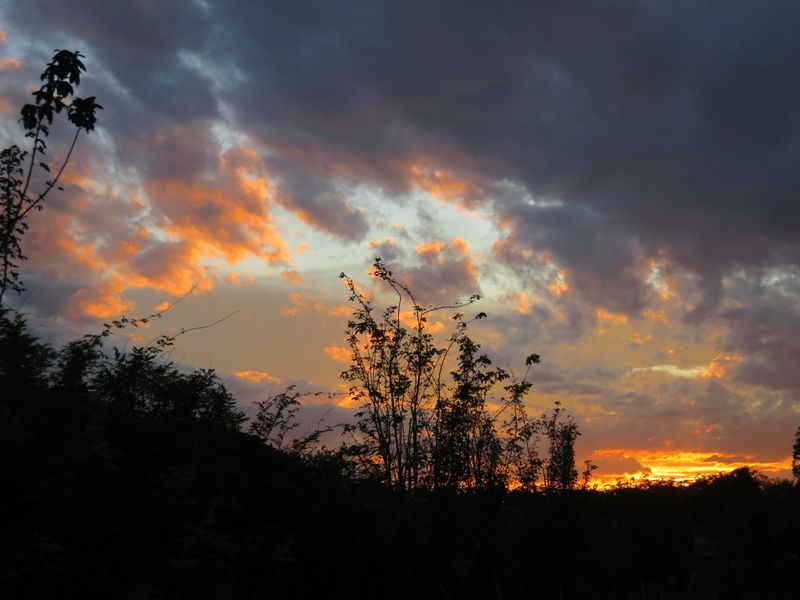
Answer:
1;50;101;304
338;259;584;494
2;310;798;599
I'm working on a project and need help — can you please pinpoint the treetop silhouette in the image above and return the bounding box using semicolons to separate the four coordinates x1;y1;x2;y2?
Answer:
337;257;588;494
1;49;101;305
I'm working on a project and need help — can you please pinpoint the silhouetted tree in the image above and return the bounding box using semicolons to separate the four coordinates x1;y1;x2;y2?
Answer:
793;425;800;481
540;401;580;492
432;333;508;491
338;258;585;494
1;50;101;304
339;259;481;492
250;386;331;455
498;357;544;491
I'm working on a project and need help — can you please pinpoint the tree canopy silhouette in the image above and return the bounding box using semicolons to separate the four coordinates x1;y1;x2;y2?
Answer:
1;49;101;305
338;258;588;494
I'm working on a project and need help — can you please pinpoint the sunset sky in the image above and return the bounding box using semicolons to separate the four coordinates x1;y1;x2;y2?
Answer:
1;1;798;483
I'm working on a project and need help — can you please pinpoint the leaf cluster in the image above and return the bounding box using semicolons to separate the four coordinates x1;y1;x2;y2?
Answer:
1;50;101;304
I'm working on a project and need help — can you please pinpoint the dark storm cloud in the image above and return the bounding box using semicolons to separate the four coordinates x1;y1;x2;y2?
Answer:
267;156;369;240
209;0;800;298
8;0;800;277
493;202;649;313
719;270;800;393
5;0;218;123
6;1;800;312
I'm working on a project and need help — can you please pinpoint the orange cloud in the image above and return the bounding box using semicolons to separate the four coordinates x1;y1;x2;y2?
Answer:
139;141;291;269
409;160;479;207
333;383;361;408
515;292;536;314
16;137;299;320
702;355;743;380
153;301;173;313
426;321;446;333
280;305;301;317
596;308;629;325
547;279;569;296
234;370;280;384
547;268;569;296
324;345;351;363
394;310;445;333
280;292;339;318
399;237;480;304
74;282;137;318
226;271;255;287
369;237;394;248
0;58;22;69
0;93;15;115
628;333;652;345
415;241;445;260
280;269;304;285
643;309;668;324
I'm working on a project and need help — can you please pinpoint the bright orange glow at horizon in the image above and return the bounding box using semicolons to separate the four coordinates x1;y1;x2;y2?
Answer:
591;447;792;487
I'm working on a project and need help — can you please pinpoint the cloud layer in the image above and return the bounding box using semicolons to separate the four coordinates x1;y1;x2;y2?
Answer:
2;1;799;481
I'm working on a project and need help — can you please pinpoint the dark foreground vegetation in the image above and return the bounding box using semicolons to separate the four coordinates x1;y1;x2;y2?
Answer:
2;51;800;600
2;309;799;600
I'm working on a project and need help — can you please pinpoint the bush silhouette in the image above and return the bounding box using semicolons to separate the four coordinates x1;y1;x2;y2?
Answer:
338;258;585;494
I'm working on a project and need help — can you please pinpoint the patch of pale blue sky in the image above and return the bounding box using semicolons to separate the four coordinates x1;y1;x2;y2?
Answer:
209;119;247;152
177;49;245;94
630;364;706;379
760;266;800;294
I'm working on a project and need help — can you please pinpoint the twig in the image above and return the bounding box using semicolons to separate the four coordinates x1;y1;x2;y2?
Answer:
19;128;81;221
172;310;238;337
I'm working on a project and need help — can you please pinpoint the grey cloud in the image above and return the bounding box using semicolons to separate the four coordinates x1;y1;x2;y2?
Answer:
8;0;800;290
535;374;606;397
398;242;480;306
7;0;217;123
6;0;800;417
367;237;405;263
719;272;800;392
494;202;649;313
215;1;800;284
269;157;369;240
